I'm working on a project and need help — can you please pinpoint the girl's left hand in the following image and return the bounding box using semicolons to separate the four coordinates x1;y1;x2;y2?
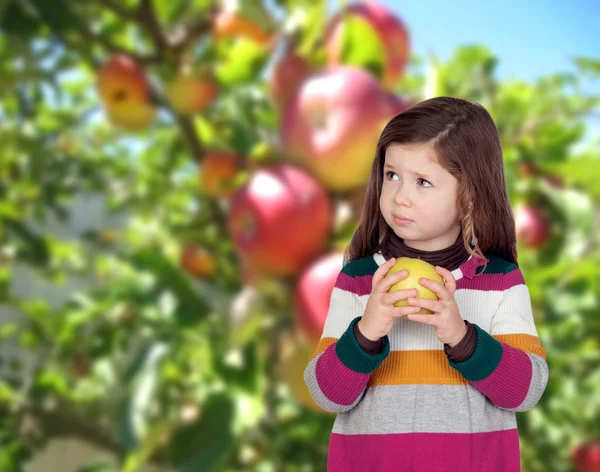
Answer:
406;266;467;347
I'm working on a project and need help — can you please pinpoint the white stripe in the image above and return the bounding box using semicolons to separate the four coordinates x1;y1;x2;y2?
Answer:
320;286;364;340
491;284;540;337
320;285;538;350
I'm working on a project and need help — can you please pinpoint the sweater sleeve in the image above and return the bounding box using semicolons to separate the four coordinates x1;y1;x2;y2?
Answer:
448;266;549;412
303;270;390;413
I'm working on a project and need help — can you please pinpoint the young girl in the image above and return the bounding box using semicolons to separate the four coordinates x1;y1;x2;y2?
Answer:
303;96;549;471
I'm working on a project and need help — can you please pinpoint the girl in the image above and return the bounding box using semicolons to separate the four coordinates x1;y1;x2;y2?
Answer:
303;96;549;471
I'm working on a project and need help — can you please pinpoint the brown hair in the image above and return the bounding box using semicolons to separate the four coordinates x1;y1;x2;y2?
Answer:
344;96;517;272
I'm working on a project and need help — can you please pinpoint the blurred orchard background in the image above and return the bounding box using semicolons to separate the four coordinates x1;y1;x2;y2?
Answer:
0;0;599;471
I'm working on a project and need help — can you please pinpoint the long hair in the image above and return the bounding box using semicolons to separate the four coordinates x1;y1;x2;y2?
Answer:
344;96;517;270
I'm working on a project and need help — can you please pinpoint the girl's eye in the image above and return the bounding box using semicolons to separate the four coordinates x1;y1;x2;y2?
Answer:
385;172;432;188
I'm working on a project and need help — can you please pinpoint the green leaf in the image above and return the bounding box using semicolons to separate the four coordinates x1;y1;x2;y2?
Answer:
213;341;260;393
31;0;79;32
336;13;387;81
3;218;50;266
573;57;600;76
130;250;210;326
546;154;600;202
0;1;41;37
117;343;170;450
153;0;191;24
168;394;236;472
215;39;270;86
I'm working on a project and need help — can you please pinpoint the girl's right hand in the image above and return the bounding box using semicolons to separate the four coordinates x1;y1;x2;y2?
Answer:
357;257;421;341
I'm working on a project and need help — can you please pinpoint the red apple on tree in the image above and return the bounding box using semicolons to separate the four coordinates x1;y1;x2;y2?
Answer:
294;251;344;345
571;440;600;472
515;203;552;248
281;66;407;192
324;0;410;90
228;163;332;278
268;53;312;111
517;161;537;178
180;243;217;278
97;54;156;130
383;90;412;117
199;151;241;199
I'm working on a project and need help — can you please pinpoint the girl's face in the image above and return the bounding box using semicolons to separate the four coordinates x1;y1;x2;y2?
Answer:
380;142;462;251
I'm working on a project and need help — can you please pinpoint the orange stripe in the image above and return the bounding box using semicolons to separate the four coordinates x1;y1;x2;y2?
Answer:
309;337;337;362
309;334;546;386
495;333;547;360
373;350;468;385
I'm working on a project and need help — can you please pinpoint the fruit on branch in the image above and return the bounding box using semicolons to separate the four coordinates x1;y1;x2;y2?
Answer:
97;54;156;130
199;151;241;198
281;66;408;192
294;251;344;344
180;243;217;278
324;1;410;90
515;203;552;249
268;53;312;111
228;163;332;277
166;72;218;115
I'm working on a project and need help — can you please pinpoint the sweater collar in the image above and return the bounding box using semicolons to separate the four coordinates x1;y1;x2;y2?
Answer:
373;250;488;282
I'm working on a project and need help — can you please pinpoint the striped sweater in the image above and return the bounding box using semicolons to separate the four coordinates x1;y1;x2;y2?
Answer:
304;252;548;472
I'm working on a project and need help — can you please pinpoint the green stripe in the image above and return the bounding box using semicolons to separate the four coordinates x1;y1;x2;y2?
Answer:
342;256;379;278
335;317;390;373
479;255;517;275
448;324;503;381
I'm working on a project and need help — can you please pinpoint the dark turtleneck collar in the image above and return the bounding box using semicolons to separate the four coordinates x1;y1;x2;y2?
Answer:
381;228;471;272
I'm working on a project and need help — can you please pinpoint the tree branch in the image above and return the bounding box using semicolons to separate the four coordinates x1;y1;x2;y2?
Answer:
72;22;162;65
134;0;209;165
173;114;205;160
171;16;214;55
137;0;169;56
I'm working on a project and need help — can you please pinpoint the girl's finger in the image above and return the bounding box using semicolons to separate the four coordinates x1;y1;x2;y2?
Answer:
382;287;417;306
407;313;437;325
372;258;396;291
419;277;449;301
407;297;441;313
391;306;422;317
436;266;456;293
379;268;409;294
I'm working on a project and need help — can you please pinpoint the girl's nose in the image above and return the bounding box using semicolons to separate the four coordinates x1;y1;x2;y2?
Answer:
394;186;411;206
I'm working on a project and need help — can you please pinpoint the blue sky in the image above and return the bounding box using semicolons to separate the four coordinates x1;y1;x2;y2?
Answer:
380;0;600;82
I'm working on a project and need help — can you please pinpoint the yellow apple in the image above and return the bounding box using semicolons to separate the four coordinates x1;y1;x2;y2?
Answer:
199;151;240;198
166;73;218;115
213;2;274;46
97;54;156;130
386;257;444;314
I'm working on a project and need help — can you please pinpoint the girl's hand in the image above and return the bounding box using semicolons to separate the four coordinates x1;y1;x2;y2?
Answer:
405;266;467;347
358;258;422;341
